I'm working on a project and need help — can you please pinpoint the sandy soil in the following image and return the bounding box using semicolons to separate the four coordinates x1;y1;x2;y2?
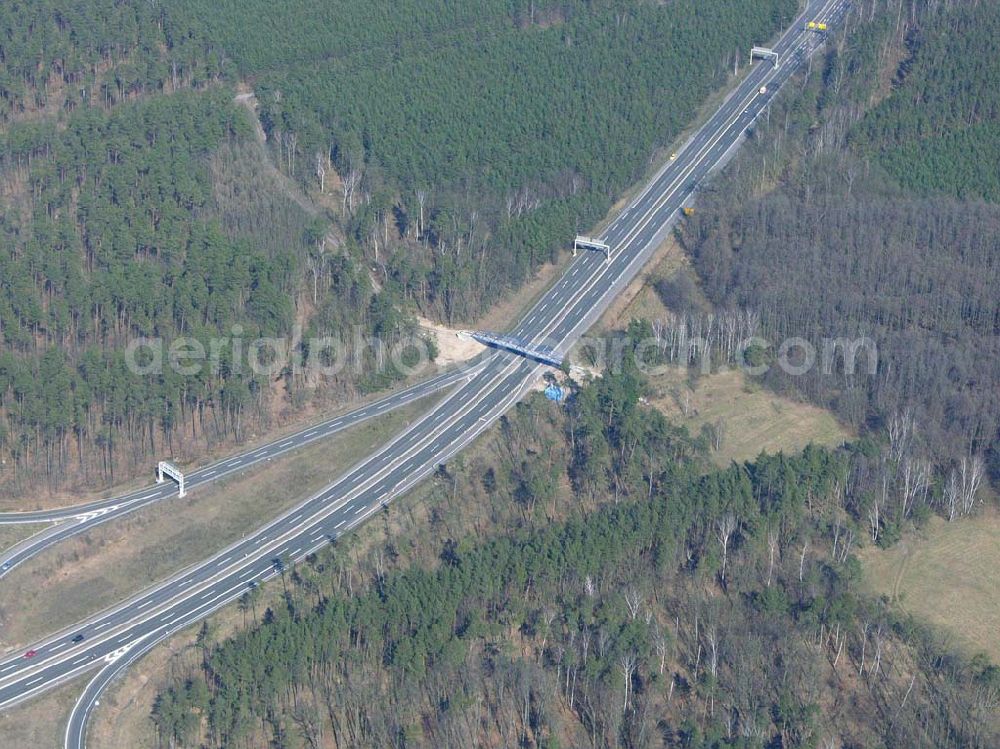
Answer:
417;317;486;366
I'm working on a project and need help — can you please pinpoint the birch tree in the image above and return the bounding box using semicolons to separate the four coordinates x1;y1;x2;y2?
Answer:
619;652;637;713
766;527;780;587
959;454;984;516
716;513;737;586
314;151;326;193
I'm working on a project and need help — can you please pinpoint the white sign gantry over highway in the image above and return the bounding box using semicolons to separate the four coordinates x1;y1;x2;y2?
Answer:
156;461;186;497
573;235;613;262
751;46;780;68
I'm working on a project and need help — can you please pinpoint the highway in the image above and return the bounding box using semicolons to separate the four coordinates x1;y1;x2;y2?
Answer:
0;1;848;745
0;364;478;578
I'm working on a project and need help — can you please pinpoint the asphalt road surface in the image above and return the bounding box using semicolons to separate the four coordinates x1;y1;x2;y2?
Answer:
0;1;849;745
0;365;478;578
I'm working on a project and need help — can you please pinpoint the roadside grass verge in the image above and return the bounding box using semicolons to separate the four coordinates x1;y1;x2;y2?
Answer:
0;524;48;555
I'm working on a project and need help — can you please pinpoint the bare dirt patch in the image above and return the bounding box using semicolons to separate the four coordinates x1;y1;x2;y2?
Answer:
417;316;486;365
231;90;318;217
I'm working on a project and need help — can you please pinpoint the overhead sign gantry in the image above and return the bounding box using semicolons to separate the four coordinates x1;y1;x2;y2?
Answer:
157;461;187;497
750;46;779;68
574;235;613;262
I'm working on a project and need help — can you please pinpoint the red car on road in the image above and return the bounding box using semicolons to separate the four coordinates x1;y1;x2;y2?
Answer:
22;649;37;658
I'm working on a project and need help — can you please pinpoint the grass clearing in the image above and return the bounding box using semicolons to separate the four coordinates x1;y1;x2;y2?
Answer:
859;510;1000;664
576;229;849;466
0;393;440;650
648;367;850;464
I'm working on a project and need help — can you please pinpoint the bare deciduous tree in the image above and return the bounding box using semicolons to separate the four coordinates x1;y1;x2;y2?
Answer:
306;236;326;305
706;626;720;679
887;410;915;465
868;494;881;541
944;468;960;521
831;518;854;564
799;538;809;582
959;453;984;516
899;456;930;519
712;416;727;452
624;588;643;620
342;162;362;215
654;625;670;675
314;151;326;193
766;527;780;587
716;513;737;586
858;621;869;676
619;652;637;713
